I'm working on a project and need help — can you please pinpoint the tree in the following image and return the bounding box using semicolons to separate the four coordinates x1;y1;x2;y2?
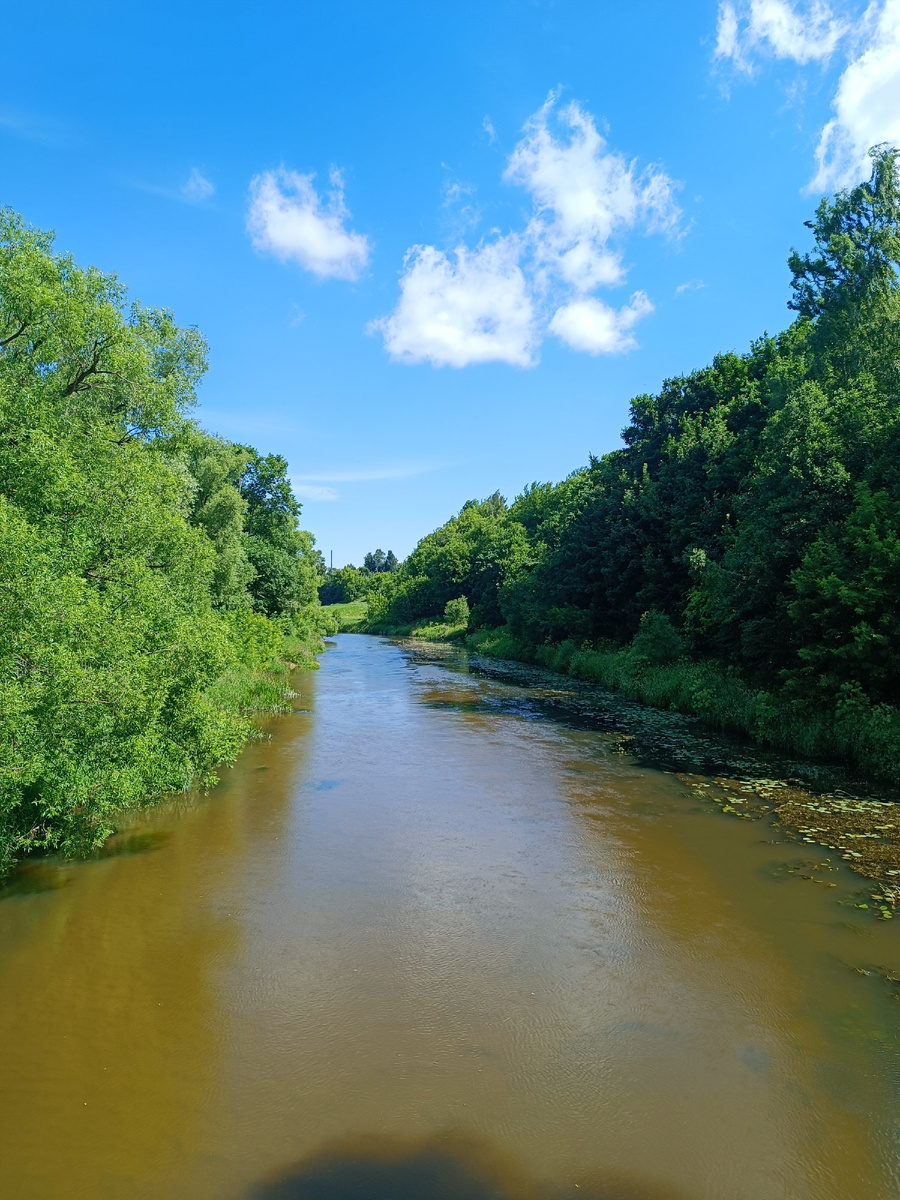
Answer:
319;564;369;605
0;207;325;873
239;449;321;615
443;596;470;628
363;548;399;573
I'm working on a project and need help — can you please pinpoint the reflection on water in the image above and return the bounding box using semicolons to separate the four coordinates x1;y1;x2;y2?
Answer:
0;860;73;896
0;635;899;1199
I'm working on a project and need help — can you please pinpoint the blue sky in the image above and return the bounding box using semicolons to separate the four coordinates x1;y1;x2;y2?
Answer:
3;0;898;565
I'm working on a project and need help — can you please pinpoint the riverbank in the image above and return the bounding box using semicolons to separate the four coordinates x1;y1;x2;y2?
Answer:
375;629;900;919
0;617;331;882
355;608;900;786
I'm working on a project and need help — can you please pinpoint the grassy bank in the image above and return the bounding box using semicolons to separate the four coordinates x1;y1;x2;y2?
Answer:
207;616;327;718
324;599;468;641
324;599;369;630
465;627;900;786
342;598;900;784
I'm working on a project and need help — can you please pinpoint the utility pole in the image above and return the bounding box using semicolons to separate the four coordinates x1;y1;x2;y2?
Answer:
330;550;333;570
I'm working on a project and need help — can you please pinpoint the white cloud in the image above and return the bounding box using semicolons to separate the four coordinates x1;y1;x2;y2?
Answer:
549;292;654;355
506;95;680;293
813;1;900;188
716;2;743;58
181;167;214;202
370;236;536;368
716;1;900;191
675;278;707;294
247;167;370;280
373;94;677;368
716;1;847;70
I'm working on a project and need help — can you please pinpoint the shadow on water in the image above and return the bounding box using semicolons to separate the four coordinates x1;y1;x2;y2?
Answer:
250;1132;689;1200
98;830;172;857
0;831;172;901
0;860;72;898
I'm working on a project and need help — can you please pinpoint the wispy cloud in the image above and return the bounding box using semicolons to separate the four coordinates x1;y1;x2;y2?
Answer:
675;278;707;294
441;174;481;237
0;106;69;145
715;1;847;71
247;167;370;280
181;167;215;202
292;483;339;502
371;92;680;368
124;167;216;204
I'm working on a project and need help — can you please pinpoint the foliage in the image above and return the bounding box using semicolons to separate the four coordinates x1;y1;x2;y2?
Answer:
630;611;684;665
375;147;900;781
443;596;470;628
363;548;399;573
0;208;325;874
319;563;370;605
364;492;529;631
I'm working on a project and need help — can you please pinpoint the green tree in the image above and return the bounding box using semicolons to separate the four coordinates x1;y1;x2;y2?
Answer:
319;564;369;604
443;596;470;628
0;208;324;874
240;449;321;615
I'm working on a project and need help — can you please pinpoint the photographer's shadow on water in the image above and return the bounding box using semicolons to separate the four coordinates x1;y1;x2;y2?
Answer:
249;1132;688;1200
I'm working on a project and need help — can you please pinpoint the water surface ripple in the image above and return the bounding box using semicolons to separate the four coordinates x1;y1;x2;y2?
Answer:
1;634;899;1199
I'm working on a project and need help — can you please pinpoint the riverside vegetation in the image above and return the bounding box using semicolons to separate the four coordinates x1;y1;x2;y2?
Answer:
0;209;334;876
358;148;900;787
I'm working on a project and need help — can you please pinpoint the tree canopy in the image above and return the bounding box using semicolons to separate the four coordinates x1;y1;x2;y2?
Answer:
0;209;326;873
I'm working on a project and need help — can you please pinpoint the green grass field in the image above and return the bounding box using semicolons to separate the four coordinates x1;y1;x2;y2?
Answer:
323;599;368;631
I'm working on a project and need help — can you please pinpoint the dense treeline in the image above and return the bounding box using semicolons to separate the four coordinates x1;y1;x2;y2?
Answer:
366;148;900;780
0;210;329;873
318;547;400;604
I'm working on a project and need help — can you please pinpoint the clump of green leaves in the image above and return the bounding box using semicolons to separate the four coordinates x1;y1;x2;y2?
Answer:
443;596;470;628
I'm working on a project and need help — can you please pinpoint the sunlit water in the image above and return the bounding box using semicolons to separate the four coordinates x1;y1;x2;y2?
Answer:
1;634;899;1199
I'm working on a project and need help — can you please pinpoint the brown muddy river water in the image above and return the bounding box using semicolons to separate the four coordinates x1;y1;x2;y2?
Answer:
2;634;900;1199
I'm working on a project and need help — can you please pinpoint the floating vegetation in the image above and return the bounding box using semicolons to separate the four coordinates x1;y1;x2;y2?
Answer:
759;857;838;886
849;962;900;1004
679;776;900;918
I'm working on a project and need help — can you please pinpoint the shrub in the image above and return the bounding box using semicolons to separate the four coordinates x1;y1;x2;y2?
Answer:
630;611;684;665
444;596;470;628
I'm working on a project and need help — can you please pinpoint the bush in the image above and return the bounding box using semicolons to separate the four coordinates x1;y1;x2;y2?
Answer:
630;611;684;665
443;596;470;628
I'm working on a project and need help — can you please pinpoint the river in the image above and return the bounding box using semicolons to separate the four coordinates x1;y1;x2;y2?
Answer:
1;634;899;1199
